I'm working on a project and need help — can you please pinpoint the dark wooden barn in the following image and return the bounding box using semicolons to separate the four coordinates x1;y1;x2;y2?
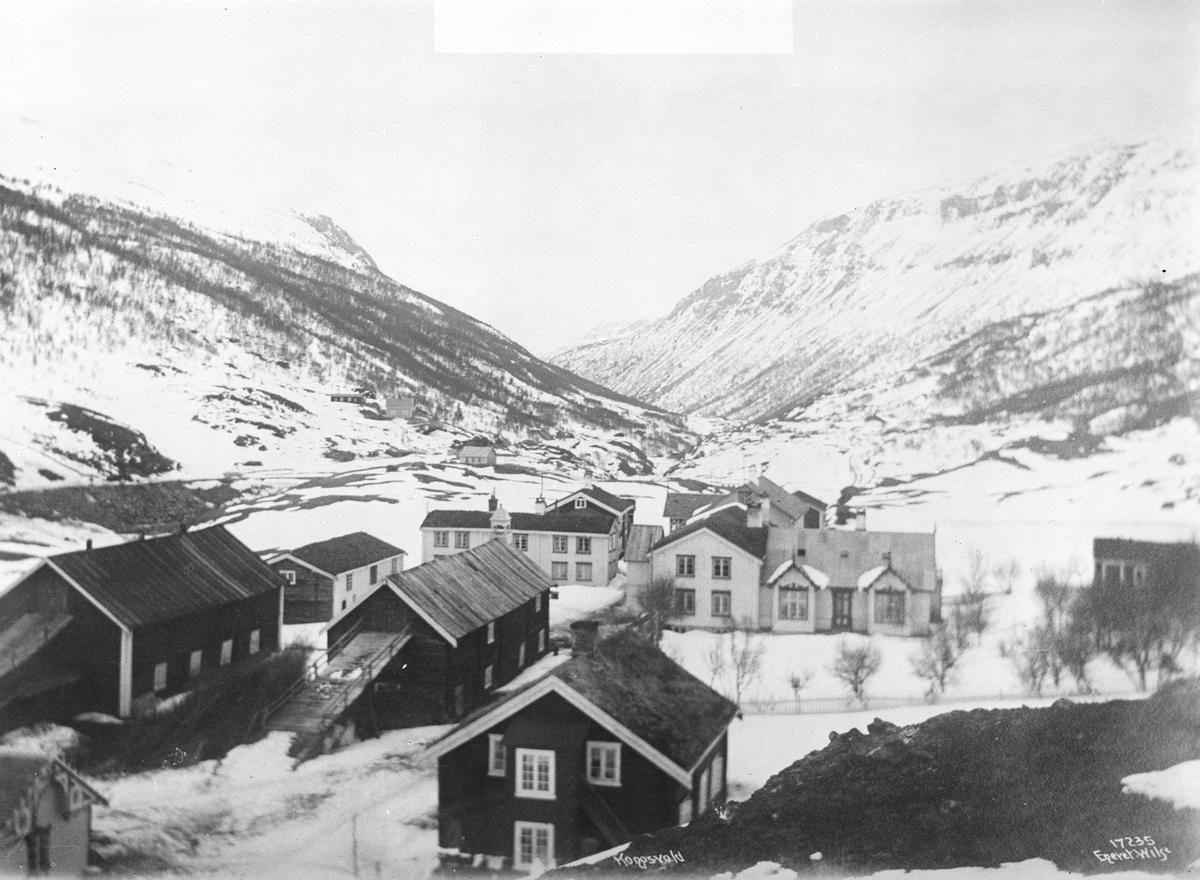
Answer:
424;626;740;871
0;525;283;727
326;539;552;727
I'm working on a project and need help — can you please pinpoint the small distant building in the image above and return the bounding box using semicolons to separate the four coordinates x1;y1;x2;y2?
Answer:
386;396;416;420
425;626;739;871
457;441;497;467
268;532;405;625
0;525;283;726
624;524;664;589
1093;538;1200;592
0;754;107;875
330;392;366;405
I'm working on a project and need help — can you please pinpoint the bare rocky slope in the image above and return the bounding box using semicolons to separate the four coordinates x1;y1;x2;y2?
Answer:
553;139;1199;425
576;680;1200;876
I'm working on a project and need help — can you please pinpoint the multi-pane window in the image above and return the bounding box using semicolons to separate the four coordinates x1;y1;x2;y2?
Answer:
552;535;568;554
778;587;808;620
189;649;203;678
712;557;731;579
153;661;168;692
220;639;233;666
513;533;529;552
280;569;296;585
675;588;696;616
488;734;506;777
576;537;591;555
576;562;593;582
514;822;554;869
249;629;261;654
676;555;696;577
483;664;494;689
454;531;471;549
874;589;906;625
551;561;568;580
434;531;449;548
712;591;732;617
516;749;555;799
345;573;354;592
574;498;587;509
586;742;621;786
369;564;379;584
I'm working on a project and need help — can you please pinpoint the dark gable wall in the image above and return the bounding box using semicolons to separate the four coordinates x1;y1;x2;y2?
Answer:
274;561;333;624
130;588;280;700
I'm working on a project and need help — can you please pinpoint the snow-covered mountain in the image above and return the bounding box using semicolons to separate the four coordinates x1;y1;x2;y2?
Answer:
0;141;686;491
554;139;1199;425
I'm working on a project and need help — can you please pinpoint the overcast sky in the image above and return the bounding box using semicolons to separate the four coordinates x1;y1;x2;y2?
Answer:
1;0;1196;356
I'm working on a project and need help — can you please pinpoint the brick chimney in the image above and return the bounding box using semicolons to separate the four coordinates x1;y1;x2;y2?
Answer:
569;620;599;655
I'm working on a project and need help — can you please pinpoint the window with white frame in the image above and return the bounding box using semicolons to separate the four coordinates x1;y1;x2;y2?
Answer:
538;629;546;652
513;821;554;869
345;572;354;591
676;555;695;577
534;593;542;613
153;661;168;692
874;589;906;626
369;564;378;584
220;639;233;666
712;556;731;579
249;629;261;654
778;586;808;620
516;749;555;799
487;621;495;644
434;531;449;548
551;561;568;580
513;533;529;551
552;535;568;554
488;734;506;777
454;531;471;549
586;742;621;786
576;562;593;582
483;664;494;689
576;536;591;554
189;649;203;678
518;641;526;667
280;569;296;585
574;497;587;509
675;588;696;615
711;591;732;617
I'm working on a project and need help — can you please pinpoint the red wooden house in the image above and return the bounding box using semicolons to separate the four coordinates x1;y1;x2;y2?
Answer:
424;625;739;871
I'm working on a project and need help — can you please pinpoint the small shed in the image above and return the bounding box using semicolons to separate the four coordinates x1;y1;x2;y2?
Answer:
0;754;107;875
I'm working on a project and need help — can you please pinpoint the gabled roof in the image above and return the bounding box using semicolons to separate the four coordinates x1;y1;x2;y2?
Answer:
664;492;722;520
425;630;739;780
797;528;936;592
651;508;768;560
378;540;552;645
420;509;616;535
694;477;825;524
288;532;403;576
550;485;636;515
625;524;664;564
36;525;282;629
0;755;107;845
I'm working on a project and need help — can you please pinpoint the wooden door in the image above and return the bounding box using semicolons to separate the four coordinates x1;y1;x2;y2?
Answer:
831;589;853;631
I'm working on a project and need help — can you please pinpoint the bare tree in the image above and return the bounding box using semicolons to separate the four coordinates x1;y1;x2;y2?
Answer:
706;619;765;705
1000;627;1052;696
829;638;882;702
954;550;993;646
910;621;964;698
993;558;1022;595
705;636;727;691
636;576;677;645
786;668;813;702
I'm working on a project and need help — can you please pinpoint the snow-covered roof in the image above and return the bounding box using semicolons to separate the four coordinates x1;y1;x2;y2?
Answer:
857;565;888;590
800;564;830;589
767;560;796;583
